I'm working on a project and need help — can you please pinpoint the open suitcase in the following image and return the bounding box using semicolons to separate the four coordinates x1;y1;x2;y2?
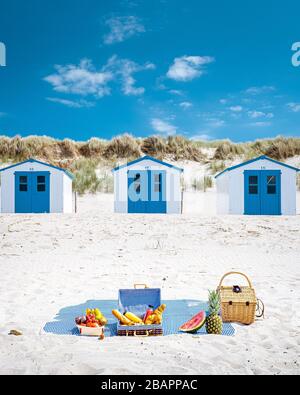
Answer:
117;284;163;337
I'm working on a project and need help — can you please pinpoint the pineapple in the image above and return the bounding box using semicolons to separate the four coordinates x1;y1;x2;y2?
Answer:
206;290;223;335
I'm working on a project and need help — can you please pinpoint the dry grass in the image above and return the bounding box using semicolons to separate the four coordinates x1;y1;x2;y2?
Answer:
213;140;246;161
209;160;226;175
165;136;204;162
264;137;300;160
141;136;166;159
242;137;300;160
79;138;107;158
141;135;204;162
191;176;213;192
1;134;299;195
0;135;299;172
70;159;101;195
104;134;141;160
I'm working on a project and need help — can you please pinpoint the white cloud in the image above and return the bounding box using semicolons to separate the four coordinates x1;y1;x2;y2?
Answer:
155;81;167;91
169;89;184;96
220;99;228;104
104;55;155;96
44;59;113;97
103;16;145;45
179;101;193;109
249;121;272;127
207;118;225;128
248;110;274;119
191;133;213;141
45;56;155;98
0;112;6;118
245;86;276;95
229;105;243;112
46;97;95;108
167;55;214;82
151;118;177;135
287;102;300;113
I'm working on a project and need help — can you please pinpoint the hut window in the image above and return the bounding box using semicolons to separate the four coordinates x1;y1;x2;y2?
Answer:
249;176;258;195
154;173;162;193
267;176;276;194
19;176;28;192
134;174;141;194
37;176;46;192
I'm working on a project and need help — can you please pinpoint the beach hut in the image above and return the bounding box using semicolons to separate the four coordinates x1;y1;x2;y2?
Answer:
0;159;73;214
216;155;300;215
113;156;183;214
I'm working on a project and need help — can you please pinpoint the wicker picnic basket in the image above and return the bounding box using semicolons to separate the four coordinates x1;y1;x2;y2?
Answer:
217;272;257;325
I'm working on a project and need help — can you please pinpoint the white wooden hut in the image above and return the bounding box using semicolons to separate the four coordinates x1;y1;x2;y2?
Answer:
113;156;183;214
0;159;73;213
216;155;299;215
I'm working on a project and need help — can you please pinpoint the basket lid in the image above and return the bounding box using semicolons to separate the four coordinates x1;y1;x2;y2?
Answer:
118;288;161;312
219;286;257;303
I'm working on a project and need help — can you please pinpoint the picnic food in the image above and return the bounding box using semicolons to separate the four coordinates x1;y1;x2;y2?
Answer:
93;308;108;326
206;290;223;335
75;308;107;328
179;311;206;333
143;308;153;323
145;304;166;325
113;305;166;326
155;304;166;314
75;316;86;325
112;309;134;326
125;312;144;324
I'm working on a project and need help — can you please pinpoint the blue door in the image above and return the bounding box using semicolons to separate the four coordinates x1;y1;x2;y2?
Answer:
15;172;32;213
244;171;261;215
244;170;281;215
147;170;167;214
260;170;281;215
128;170;167;214
128;170;147;213
15;172;50;213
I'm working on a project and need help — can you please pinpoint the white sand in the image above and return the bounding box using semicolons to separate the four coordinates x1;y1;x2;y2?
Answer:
0;191;300;375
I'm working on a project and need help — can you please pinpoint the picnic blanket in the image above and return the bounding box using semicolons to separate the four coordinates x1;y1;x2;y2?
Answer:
43;299;235;337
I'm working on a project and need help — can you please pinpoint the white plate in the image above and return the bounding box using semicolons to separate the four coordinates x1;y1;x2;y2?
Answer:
76;324;104;337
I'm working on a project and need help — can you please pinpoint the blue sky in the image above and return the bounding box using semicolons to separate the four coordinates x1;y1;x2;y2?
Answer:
0;0;300;142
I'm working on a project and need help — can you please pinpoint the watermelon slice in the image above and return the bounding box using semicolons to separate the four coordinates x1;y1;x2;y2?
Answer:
179;311;206;334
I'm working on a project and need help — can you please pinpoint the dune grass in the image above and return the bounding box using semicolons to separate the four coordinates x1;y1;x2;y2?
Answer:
1;134;299;164
191;176;213;192
213;140;246;161
1;135;299;190
70;159;101;195
209;160;226;175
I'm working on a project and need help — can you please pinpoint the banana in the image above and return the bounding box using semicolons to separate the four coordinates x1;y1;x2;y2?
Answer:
125;312;144;324
145;314;156;325
112;310;134;326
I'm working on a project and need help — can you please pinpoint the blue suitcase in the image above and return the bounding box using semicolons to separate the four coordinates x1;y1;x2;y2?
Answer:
117;285;163;337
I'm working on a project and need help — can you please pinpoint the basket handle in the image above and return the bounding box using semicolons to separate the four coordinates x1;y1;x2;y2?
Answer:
217;272;253;289
133;330;149;338
134;284;149;289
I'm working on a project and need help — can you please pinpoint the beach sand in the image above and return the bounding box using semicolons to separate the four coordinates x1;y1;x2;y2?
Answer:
0;192;299;375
